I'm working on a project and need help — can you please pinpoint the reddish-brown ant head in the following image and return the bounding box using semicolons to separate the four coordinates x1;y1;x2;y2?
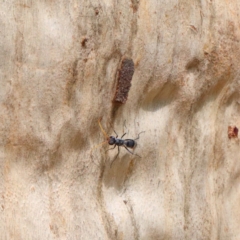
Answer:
108;136;116;145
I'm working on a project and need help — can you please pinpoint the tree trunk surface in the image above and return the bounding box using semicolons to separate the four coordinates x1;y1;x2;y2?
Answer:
1;1;240;239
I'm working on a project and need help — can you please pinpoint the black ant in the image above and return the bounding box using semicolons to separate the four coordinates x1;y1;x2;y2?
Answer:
93;118;144;166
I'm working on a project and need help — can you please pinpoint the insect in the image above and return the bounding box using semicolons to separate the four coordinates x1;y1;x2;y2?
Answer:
93;118;144;166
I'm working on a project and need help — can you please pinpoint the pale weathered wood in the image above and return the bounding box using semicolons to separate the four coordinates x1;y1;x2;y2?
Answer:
1;0;240;239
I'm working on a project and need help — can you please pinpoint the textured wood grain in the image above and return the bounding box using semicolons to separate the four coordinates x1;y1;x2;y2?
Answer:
1;0;240;239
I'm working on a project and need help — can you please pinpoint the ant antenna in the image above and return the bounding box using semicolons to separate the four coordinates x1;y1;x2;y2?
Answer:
98;118;109;140
109;122;118;137
123;120;129;135
90;140;108;152
90;118;109;155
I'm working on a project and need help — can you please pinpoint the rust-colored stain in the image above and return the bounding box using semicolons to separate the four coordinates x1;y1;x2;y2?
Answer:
228;126;238;139
114;58;134;104
81;37;88;47
95;8;99;15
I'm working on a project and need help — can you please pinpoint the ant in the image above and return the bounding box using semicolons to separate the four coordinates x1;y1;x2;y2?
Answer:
93;118;144;166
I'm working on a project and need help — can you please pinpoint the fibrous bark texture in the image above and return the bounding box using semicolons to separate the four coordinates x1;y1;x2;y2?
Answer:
1;0;240;239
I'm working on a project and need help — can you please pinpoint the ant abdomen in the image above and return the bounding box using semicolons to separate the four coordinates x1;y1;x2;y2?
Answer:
125;139;136;149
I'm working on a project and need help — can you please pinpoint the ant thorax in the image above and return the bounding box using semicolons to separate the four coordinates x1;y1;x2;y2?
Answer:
108;136;125;146
114;138;124;146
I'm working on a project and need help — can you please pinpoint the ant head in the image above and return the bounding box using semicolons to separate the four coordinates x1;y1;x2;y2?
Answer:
108;136;116;145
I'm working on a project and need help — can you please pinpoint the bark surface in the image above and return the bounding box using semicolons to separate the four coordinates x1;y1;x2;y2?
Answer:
1;1;240;239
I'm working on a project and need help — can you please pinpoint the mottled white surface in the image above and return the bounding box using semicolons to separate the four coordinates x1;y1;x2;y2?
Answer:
1;0;240;239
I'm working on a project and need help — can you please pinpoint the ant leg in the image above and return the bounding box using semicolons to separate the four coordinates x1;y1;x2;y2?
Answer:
123;120;129;136
134;131;145;140
121;133;127;138
106;144;116;152
123;120;127;128
113;129;118;138
123;145;134;155
110;146;120;167
123;145;141;158
110;123;118;138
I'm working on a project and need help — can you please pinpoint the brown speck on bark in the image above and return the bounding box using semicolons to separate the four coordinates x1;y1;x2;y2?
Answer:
130;0;139;13
228;126;238;139
185;57;200;70
114;58;134;104
189;25;197;32
81;37;88;47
